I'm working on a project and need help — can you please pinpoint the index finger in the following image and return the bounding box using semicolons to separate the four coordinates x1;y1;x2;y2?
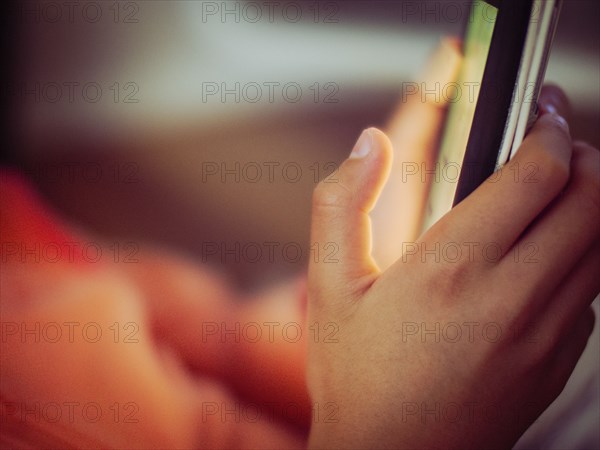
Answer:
424;111;572;254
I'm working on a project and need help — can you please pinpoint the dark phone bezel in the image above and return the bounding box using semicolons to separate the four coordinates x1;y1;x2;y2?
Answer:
452;0;534;205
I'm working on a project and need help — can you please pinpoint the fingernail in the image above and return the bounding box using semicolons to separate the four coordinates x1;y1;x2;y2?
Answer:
544;103;557;115
539;101;557;116
549;112;569;131
350;129;373;159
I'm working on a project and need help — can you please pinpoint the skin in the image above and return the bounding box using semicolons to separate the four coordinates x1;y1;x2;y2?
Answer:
1;39;598;448
0;175;308;448
306;72;600;450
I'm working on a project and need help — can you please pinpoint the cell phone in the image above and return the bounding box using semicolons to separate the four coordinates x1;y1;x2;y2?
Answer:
421;0;563;233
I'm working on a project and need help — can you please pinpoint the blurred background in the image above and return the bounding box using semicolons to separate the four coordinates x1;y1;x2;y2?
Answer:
2;0;599;289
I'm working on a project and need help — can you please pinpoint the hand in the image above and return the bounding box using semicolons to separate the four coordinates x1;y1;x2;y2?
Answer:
0;171;309;448
306;87;599;449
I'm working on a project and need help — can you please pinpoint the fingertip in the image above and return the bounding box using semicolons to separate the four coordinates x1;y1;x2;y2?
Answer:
368;127;390;144
348;128;393;172
368;127;393;161
364;128;394;196
347;129;372;159
535;111;571;138
441;35;463;53
419;37;463;99
539;84;571;122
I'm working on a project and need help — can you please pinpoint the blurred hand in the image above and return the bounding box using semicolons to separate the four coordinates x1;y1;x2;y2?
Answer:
0;172;309;448
371;38;462;270
307;86;599;448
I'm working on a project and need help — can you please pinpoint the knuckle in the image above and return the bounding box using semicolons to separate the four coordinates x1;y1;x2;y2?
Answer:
312;179;354;212
421;255;474;306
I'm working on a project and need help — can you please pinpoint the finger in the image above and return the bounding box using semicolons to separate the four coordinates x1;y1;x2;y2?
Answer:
372;38;462;266
125;251;311;428
386;37;463;148
538;84;571;121
547;307;596;398
502;142;600;304
425;110;572;255
0;171;306;447
536;237;600;337
0;267;305;449
0;267;205;449
309;128;392;302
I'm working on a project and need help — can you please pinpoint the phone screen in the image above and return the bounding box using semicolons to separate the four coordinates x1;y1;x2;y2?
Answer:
422;1;499;231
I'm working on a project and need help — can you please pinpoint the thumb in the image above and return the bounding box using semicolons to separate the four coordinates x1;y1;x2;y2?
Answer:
309;128;392;302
